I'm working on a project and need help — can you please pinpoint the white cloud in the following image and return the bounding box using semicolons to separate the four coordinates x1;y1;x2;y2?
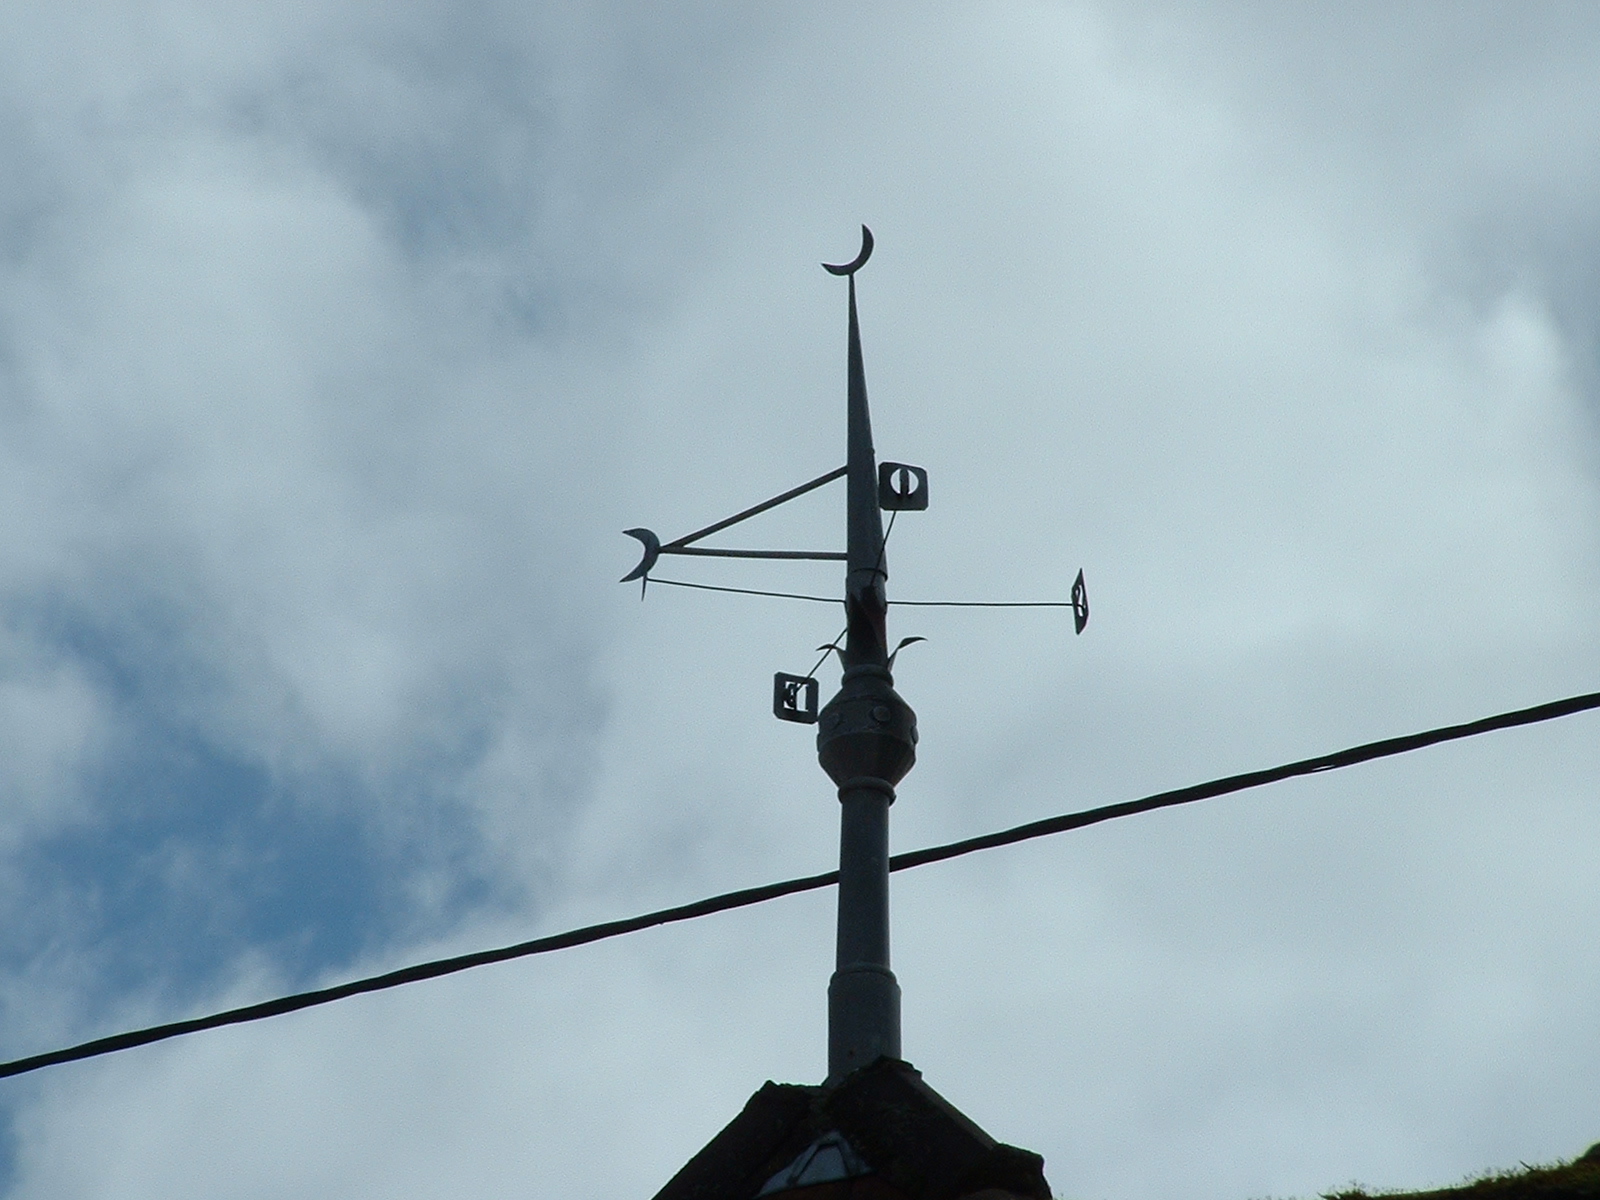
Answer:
3;3;1600;1198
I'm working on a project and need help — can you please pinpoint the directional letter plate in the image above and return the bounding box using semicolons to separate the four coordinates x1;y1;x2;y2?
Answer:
773;673;820;724
878;463;928;511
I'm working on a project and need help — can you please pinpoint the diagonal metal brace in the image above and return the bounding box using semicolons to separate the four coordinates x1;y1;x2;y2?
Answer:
621;465;847;582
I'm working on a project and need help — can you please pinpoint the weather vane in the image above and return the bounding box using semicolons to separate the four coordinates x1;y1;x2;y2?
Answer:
620;225;1086;1083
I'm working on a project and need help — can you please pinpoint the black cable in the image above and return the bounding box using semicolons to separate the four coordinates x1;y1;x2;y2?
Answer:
645;579;1078;609
648;578;840;604
3;686;1597;1082
646;508;903;683
805;626;847;683
801;508;901;683
0;867;842;1082
885;687;1600;871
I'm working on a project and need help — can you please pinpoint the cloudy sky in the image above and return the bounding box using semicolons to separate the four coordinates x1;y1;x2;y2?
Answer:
2;3;1600;1197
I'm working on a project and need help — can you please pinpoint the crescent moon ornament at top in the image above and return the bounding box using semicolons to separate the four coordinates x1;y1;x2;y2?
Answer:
822;225;874;276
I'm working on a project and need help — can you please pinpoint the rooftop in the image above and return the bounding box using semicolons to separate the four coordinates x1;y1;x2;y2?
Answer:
652;1058;1051;1200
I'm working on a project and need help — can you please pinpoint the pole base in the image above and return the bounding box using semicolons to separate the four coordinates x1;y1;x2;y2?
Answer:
827;963;901;1085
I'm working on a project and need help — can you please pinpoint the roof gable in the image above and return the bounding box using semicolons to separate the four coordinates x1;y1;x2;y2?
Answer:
652;1059;1050;1200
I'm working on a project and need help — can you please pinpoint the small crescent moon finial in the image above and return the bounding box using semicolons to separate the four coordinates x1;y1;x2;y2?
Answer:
619;528;662;583
822;225;874;276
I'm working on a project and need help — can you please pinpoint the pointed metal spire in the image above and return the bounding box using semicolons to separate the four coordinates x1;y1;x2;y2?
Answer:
816;227;918;1083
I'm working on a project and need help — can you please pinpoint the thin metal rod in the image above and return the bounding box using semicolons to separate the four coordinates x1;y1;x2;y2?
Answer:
892;599;1075;608
645;577;1073;608
660;547;847;561
664;465;847;550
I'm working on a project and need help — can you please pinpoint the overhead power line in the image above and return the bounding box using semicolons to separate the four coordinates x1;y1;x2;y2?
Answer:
2;686;1598;1083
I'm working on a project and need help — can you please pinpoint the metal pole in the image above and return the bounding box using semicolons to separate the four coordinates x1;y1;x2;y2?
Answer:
817;232;918;1084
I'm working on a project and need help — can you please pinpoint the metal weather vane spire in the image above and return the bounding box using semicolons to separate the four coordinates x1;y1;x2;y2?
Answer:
618;225;1080;1087
813;226;918;1082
